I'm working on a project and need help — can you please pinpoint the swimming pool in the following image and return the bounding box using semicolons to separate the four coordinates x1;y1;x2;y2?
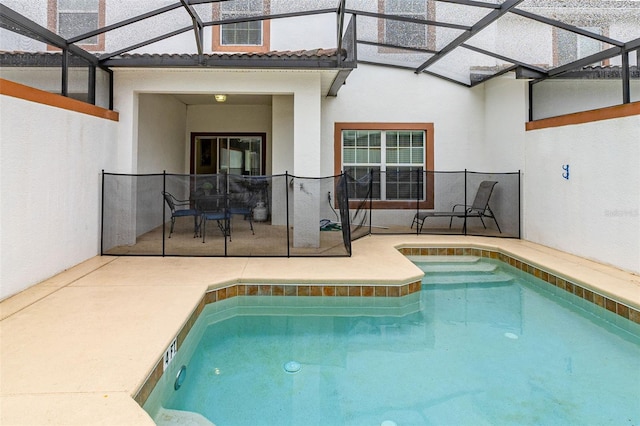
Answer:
143;256;640;425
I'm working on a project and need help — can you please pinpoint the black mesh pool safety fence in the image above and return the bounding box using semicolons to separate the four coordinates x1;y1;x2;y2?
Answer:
101;170;520;257
102;172;352;257
366;170;521;238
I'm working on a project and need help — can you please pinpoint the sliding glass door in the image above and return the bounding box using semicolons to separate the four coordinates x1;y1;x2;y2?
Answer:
191;133;266;176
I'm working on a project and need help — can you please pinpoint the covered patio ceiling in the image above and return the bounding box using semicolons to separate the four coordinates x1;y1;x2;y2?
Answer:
1;0;639;88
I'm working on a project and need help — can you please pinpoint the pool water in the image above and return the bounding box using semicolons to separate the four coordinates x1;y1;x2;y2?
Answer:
144;256;640;425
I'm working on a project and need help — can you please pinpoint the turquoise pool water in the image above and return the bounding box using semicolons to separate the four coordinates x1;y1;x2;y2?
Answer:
144;256;640;425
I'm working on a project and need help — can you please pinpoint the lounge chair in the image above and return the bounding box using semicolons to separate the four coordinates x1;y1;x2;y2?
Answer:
411;180;501;233
162;191;200;238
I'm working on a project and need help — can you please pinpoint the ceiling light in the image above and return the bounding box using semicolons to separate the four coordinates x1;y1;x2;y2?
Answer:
214;94;227;102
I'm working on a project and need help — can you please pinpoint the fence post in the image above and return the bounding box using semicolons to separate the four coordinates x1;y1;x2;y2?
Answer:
416;168;422;236
285;171;290;258
100;169;105;255
223;172;228;257
162;171;166;257
339;172;352;256
368;169;373;235
518;170;522;239
464;169;468;236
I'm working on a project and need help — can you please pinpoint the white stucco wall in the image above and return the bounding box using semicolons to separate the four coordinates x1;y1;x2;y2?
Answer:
272;95;295;226
134;94;188;238
113;69;319;174
532;80;625;120
272;96;294;175
138;94;187;174
524;115;640;274
480;75;528;173
270;14;336;51
321;65;526;228
4;63;636;299
186;103;273;174
322;64;491;174
113;68;323;246
0;95;119;300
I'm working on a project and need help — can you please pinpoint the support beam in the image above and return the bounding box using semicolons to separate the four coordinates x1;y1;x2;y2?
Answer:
511;8;624;47
337;0;346;64
61;49;68;97
99;27;193;61
461;43;548;74
0;5;98;65
88;65;96;105
358;60;471;87
345;9;470;31
515;67;547;80
358;39;437;55
327;69;352;97
626;37;640;51
415;0;526;74
68;3;182;43
180;0;205;59
548;46;622;77
622;51;630;104
434;0;500;9
202;8;336;26
469;64;517;87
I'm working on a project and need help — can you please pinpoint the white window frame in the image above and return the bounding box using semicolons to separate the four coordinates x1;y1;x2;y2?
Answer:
220;0;264;46
57;0;100;45
383;0;428;48
342;129;426;201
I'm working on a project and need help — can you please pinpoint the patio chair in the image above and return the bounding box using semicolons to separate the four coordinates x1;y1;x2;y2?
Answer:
162;191;200;238
412;180;502;233
196;194;231;243
228;192;255;235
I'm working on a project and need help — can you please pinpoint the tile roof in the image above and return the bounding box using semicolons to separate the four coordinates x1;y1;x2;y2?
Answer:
0;48;351;68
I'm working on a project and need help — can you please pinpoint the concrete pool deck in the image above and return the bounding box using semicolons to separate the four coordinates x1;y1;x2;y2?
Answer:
1;235;639;425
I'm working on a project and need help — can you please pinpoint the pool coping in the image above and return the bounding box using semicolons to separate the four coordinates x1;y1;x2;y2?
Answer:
133;240;640;409
398;246;640;322
1;235;639;425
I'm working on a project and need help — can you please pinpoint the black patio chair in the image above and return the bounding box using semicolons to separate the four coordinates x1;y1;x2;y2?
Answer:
162;191;200;238
196;193;231;243
228;176;258;235
412;181;501;233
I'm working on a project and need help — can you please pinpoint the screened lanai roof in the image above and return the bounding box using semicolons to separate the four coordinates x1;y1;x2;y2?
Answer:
1;0;639;88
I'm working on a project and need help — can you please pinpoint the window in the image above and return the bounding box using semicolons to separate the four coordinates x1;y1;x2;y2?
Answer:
48;0;104;50
335;123;434;209
556;26;604;65
381;0;434;49
212;0;270;52
191;133;266;176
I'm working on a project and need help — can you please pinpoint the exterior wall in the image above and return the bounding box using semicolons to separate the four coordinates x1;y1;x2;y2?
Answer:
138;94;187;174
321;65;527;227
113;68;321;245
481;74;527;173
533;79;640;119
113;69;316;174
271;96;294;175
0;94;118;300
270;14;336;51
524;115;640;274
0;1;337;55
186;103;273;174
271;95;294;226
292;73;322;246
134;94;187;238
533;80;625;120
2;1;639;297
